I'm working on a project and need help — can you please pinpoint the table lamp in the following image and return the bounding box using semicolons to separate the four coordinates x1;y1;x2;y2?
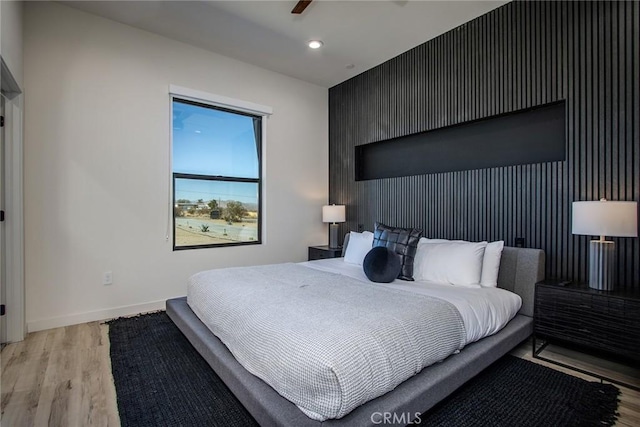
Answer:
572;199;638;291
322;205;345;249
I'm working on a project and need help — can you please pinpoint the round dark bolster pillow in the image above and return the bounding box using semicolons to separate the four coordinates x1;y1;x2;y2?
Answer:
363;246;402;283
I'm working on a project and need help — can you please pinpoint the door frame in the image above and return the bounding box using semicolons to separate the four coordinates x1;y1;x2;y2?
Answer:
1;60;26;343
1;94;5;345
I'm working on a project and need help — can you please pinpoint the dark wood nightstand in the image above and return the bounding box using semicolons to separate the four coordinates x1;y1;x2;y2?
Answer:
534;279;640;390
308;245;342;261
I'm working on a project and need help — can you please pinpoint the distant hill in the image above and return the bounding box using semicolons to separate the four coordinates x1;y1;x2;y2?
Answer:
182;199;258;212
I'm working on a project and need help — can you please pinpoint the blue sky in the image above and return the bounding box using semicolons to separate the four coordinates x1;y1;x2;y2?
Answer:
173;100;259;204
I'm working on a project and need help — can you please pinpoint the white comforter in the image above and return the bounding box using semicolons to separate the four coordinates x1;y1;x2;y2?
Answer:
303;258;522;344
188;263;466;421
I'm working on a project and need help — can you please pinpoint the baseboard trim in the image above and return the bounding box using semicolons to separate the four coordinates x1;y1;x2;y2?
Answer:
27;298;181;333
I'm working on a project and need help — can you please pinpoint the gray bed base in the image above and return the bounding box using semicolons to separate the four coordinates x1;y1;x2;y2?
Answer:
166;246;544;427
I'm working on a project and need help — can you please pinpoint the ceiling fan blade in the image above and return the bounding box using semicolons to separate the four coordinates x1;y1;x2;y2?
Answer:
291;0;312;14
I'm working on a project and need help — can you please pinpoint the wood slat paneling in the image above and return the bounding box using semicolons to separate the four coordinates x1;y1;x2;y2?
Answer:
328;0;639;290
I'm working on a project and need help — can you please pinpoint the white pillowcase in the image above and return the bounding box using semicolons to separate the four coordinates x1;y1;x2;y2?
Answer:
413;241;487;287
343;231;374;266
418;238;505;288
479;241;505;287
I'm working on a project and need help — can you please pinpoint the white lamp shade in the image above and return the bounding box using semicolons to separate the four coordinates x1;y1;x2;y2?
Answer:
322;205;345;223
572;200;638;237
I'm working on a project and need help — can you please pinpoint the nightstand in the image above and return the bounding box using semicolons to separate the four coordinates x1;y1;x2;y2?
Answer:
534;279;640;390
308;245;342;261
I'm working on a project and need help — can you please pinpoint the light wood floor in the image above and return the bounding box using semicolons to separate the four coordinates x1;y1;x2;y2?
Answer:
1;321;639;426
1;322;119;427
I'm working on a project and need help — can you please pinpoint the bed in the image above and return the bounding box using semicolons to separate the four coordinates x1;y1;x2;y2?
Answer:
166;240;544;426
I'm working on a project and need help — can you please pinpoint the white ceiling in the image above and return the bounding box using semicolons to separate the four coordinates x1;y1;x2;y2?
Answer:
60;0;508;88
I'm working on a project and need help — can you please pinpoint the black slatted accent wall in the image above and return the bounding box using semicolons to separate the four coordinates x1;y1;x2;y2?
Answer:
328;1;640;289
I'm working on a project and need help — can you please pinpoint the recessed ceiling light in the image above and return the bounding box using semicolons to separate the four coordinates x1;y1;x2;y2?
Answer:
308;40;323;49
346;64;355;69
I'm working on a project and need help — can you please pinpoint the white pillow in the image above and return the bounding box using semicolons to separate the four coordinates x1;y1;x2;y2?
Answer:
413;241;487;287
343;231;374;266
418;237;505;288
479;240;504;288
419;238;454;244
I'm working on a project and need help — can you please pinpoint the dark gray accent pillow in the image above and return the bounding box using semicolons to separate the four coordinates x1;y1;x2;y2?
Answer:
363;247;402;283
373;222;423;281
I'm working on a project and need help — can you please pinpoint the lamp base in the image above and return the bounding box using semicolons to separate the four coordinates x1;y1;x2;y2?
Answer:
589;240;615;291
329;224;340;249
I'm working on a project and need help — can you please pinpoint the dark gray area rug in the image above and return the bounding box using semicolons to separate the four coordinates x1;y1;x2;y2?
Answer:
109;312;619;427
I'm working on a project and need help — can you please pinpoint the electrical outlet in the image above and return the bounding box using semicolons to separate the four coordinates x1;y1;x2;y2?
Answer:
515;237;525;248
103;271;113;285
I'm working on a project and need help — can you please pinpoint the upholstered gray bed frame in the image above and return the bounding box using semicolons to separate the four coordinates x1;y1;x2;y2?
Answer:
166;244;544;426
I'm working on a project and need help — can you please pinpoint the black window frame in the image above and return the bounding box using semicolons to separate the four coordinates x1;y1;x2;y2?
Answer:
172;97;263;251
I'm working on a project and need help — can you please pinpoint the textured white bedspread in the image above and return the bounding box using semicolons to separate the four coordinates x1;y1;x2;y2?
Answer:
188;263;465;421
302;258;522;344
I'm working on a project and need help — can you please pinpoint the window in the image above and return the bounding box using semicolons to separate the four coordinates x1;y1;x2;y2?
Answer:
171;93;266;250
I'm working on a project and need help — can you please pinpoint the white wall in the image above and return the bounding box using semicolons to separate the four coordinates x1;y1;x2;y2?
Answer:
1;0;23;88
24;2;328;331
